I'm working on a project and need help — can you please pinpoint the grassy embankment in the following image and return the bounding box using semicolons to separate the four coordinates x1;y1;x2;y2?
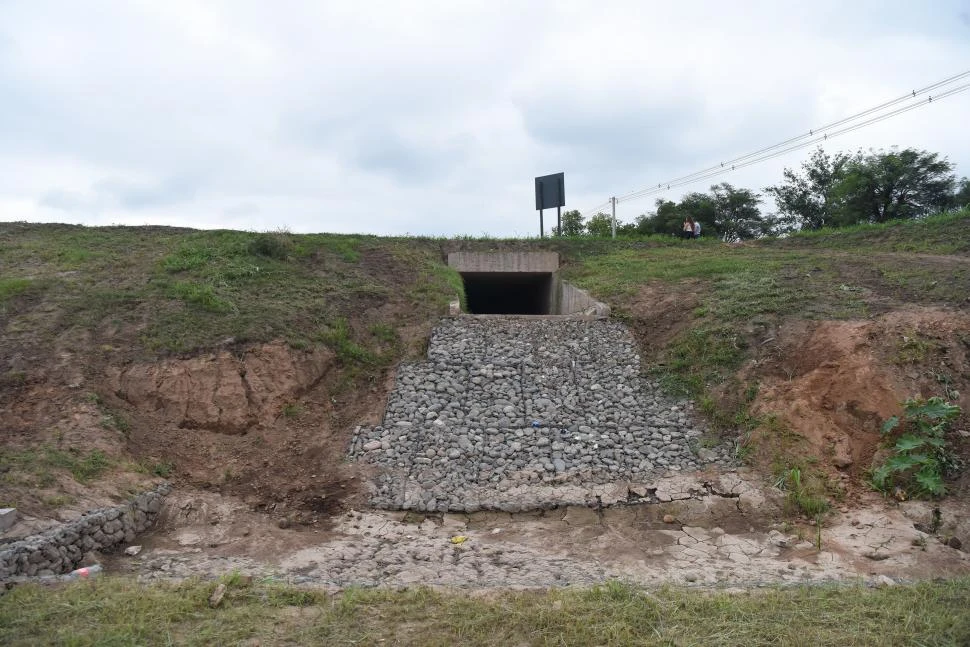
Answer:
2;215;970;644
2;576;968;646
561;209;970;513
0;223;462;357
0;223;462;503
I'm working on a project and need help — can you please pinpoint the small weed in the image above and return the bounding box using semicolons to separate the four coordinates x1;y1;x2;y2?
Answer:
151;461;174;477
369;322;398;344
776;466;831;517
893;333;938;365
100;411;131;436
931;371;961;401
281;403;303;418
68;450;111;483
265;587;321;607
318;318;380;366
42;494;76;507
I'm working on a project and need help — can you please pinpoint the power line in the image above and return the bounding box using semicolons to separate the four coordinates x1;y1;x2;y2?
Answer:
579;70;970;216
617;82;970;203
623;70;970;196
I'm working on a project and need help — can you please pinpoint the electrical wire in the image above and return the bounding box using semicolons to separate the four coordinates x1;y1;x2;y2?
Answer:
578;70;970;216
623;70;970;195
615;82;970;203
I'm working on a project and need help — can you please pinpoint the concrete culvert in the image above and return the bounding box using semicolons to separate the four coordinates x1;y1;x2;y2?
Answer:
461;271;553;315
447;251;609;316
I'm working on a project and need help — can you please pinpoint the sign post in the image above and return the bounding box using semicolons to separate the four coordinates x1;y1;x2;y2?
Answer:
534;172;565;238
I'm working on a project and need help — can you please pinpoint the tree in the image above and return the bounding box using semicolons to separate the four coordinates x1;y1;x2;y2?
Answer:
949;177;970;210
585;212;614;237
553;209;584;237
678;192;717;237
616;221;640;237
709;183;768;241
626;201;676;236
833;148;955;223
765;147;852;231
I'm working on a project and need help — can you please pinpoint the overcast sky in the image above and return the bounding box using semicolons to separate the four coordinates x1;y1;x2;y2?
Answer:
2;1;969;237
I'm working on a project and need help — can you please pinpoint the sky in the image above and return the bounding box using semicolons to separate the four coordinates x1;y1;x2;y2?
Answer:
1;1;969;237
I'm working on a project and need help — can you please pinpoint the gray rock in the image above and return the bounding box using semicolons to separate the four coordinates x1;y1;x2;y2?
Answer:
347;317;734;512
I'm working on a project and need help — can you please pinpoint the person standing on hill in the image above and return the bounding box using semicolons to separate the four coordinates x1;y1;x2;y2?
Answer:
682;217;695;240
693;219;701;238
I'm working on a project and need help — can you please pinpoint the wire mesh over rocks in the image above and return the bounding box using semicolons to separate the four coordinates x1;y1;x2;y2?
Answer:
350;317;734;512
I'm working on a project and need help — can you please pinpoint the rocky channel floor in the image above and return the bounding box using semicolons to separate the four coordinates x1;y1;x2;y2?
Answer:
105;477;970;590
350;317;734;512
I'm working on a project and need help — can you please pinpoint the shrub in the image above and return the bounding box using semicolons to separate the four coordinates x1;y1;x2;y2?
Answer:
248;232;293;260
872;396;962;498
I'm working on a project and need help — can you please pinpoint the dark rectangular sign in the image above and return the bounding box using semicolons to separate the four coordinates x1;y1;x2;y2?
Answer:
535;172;565;210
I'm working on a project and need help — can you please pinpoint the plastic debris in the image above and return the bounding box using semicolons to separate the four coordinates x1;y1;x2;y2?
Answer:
67;564;103;579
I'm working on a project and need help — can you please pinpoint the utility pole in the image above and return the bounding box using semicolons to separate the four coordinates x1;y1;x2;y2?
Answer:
610;197;617;239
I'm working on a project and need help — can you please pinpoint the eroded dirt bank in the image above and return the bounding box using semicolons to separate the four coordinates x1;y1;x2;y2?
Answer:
750;307;970;482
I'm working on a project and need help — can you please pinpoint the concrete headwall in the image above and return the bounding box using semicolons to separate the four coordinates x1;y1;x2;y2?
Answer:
0;484;170;581
448;251;609;316
448;251;559;273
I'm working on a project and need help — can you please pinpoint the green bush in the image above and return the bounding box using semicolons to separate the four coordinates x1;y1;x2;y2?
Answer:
872;396;962;498
248;232;293;260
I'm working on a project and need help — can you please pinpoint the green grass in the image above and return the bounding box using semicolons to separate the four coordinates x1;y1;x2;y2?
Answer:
0;277;35;303
776;466;832;517
1;577;968;646
0;447;112;488
778;208;970;254
0;224;459;359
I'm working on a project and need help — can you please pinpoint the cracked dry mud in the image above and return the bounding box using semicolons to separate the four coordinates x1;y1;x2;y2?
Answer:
105;472;970;590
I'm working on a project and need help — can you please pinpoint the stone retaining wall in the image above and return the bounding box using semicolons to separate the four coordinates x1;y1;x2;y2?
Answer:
0;484;171;581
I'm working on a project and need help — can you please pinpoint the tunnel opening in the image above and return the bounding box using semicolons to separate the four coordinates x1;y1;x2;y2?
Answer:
461;271;554;315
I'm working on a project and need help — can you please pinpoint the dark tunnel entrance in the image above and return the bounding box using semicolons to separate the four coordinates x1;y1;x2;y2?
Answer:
461;272;554;315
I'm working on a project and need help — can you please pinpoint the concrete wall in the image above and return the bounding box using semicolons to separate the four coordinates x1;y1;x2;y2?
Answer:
448;251;559;273
556;280;611;317
0;484;170;582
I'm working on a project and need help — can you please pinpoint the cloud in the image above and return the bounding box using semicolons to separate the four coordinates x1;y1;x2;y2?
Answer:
40;174;203;214
1;1;968;235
